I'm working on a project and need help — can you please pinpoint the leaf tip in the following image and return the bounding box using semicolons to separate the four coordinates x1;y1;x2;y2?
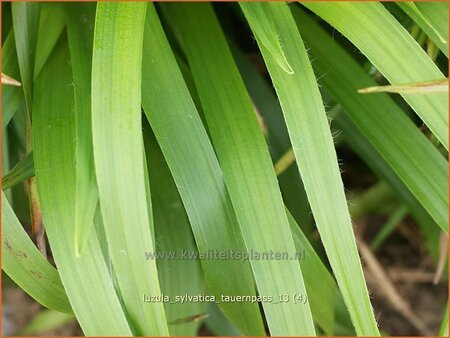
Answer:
1;73;22;87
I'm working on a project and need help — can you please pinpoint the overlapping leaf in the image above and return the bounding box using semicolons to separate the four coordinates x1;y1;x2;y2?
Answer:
240;3;379;335
33;37;132;335
2;192;71;314
66;3;98;255
141;4;265;335
304;2;448;149
292;5;448;233
91;3;168;335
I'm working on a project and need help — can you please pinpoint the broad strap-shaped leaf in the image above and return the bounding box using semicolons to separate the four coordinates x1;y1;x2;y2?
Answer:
2;129;12;202
163;3;315;335
66;3;98;255
236;5;293;74
397;2;448;56
230;43;314;234
335;113;442;260
144;127;206;336
33;38;132;335
2;32;23;129
415;2;448;47
3;5;65;130
2;192;71;314
91;3;168;335
231;40;336;334
11;2;40;117
166;20;336;333
34;3;66;79
205;303;242;336
287;210;336;335
141;4;265;335
240;3;379;335
2;151;34;190
304;2;448;149
292;6;448;233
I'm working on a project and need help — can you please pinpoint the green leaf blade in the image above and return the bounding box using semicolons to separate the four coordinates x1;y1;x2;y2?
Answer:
15;309;75;336
141;4;265;335
292;6;448;233
397;2;448;56
304;2;448;149
241;3;380;335
2;192;72;314
287;210;336;335
34;3;66;79
163;3;315;335
33;38;133;336
11;2;40;116
231;39;336;334
2;32;23;129
66;3;98;256
2;151;34;191
91;3;168;335
144;129;206;336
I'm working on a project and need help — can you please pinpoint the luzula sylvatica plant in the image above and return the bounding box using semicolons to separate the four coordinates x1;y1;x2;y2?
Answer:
2;1;448;336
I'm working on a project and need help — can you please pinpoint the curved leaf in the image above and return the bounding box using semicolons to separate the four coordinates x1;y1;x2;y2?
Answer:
293;6;448;233
163;3;315;335
91;3;168;335
33;37;132;336
241;3;379;335
304;2;448;149
141;4;265;335
66;3;98;255
2;192;71;314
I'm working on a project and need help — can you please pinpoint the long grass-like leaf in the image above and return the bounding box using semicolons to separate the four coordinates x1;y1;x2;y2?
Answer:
236;5;293;75
335;113;442;259
66;3;98;255
163;3;315;335
358;79;448;94
230;40;336;334
304;2;448;149
293;6;448;233
91;3;168;335
141;4;265;335
2;129;12;202
286;210;336;335
144;127;206;336
371;205;409;250
11;2;40;116
2;192;71;313
241;3;379;335
164;19;336;333
2;151;34;190
15;309;75;336
230;43;313;233
3;5;64;130
34;3;66;80
398;2;448;56
438;303;448;336
2;32;22;129
205;303;242;336
33;38;132;336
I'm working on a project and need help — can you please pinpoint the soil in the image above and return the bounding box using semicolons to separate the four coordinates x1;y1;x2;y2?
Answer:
361;215;447;336
2;286;83;336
